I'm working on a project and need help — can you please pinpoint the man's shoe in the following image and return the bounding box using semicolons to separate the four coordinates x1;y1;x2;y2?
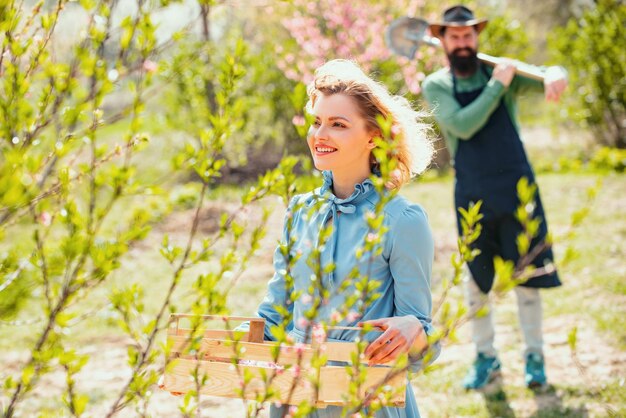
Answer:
525;352;547;388
463;353;502;390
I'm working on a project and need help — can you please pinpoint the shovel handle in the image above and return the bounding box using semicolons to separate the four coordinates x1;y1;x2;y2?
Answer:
477;53;545;82
398;21;546;82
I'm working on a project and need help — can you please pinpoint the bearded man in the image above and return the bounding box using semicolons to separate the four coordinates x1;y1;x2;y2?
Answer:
422;5;567;390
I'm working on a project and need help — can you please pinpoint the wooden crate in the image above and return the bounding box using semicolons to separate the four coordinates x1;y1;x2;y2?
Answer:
161;314;406;408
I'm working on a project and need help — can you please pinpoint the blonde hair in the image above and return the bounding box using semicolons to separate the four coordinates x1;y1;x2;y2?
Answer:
306;59;434;189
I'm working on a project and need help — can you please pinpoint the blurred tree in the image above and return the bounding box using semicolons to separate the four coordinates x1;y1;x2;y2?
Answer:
549;0;626;148
159;1;309;180
0;0;286;415
275;0;438;95
0;0;165;415
0;2;606;416
492;0;592;60
269;0;534;169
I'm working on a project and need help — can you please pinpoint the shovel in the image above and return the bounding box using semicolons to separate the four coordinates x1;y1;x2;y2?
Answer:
385;16;545;82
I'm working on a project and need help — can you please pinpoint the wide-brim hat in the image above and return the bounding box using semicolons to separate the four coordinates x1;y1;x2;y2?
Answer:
429;5;488;39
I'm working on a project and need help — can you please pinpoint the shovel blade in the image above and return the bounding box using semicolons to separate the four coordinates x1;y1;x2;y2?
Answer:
385;17;434;59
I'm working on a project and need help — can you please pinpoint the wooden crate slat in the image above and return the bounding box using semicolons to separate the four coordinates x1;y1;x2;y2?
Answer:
169;314;256;320
320;341;361;363
247;319;265;343
171;327;248;340
168;336;314;365
170;335;390;365
163;358;315;404
164;315;406;407
318;367;406;407
163;358;406;407
169;315;264;342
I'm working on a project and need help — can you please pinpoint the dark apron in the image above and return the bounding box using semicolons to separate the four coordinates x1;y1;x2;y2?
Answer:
453;65;561;293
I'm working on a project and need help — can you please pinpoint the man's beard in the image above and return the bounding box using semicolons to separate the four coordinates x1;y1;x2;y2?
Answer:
448;47;479;75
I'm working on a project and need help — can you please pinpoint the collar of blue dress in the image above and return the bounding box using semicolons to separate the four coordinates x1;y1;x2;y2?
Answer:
319;170;378;214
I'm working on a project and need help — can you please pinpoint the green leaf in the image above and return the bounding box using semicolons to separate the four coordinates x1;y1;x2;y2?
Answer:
21;364;35;387
73;394;89;415
567;326;578;351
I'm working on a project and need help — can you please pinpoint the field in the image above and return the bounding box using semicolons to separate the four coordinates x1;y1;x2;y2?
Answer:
1;133;625;417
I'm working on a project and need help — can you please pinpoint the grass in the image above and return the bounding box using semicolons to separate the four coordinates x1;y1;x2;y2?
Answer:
1;145;624;416
401;172;625;417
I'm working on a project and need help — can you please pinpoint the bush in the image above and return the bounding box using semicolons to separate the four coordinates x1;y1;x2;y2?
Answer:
549;0;626;148
589;147;626;173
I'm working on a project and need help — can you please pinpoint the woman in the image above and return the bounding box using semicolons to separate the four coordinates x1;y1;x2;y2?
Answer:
254;59;437;418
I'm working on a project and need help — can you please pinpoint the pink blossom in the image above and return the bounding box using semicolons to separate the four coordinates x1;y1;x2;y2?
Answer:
284;405;299;418
347;311;361;322
292;115;305;127
284;69;298;81
294;342;307;355
402;63;424;95
312;325;326;343
38;211;52;227
366;233;379;243
142;59;158;73
330;310;342;323
277;0;396;84
408;81;421;95
297;317;309;328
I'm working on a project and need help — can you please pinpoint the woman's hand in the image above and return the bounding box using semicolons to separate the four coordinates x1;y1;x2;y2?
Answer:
360;316;425;365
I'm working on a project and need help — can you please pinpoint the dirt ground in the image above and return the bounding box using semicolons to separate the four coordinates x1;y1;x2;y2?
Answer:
4;186;625;418
6;280;623;417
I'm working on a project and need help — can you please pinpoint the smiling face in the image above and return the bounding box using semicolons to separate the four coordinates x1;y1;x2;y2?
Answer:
307;93;376;177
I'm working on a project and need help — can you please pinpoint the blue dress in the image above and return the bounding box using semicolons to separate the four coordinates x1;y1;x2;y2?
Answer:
256;172;439;418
